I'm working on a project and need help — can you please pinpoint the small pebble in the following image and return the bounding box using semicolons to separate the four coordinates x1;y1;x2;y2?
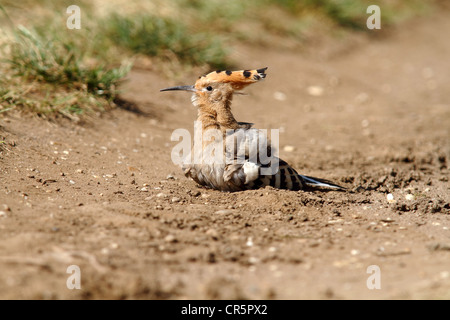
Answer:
355;92;369;103
273;91;287;101
405;194;415;201
307;86;324;97
206;229;219;238
164;234;177;243
386;193;395;203
215;209;233;215
248;257;260;264
110;243;119;249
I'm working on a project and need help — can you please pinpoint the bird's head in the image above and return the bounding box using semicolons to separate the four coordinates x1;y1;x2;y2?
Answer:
160;67;267;108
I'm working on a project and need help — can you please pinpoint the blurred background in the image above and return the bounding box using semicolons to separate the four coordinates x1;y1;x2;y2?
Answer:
0;0;444;120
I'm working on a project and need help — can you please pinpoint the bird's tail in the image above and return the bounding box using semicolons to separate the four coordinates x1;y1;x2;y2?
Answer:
244;159;346;191
300;175;346;190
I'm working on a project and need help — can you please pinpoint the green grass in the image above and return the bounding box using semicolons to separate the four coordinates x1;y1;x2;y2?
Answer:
262;0;369;29
7;25;130;98
176;0;437;37
101;13;229;69
0;0;440;122
175;0;249;31
0;4;230;120
0;21;131;120
0;75;119;121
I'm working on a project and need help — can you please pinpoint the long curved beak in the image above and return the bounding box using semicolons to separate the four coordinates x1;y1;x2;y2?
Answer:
160;85;196;92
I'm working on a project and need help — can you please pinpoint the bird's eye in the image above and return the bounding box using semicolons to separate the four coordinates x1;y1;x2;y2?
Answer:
206;86;213;91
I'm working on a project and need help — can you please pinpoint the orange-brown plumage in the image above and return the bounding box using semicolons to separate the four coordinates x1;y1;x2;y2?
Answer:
196;67;267;91
160;67;345;192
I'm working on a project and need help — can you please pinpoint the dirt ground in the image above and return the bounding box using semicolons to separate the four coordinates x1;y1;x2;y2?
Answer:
0;11;449;300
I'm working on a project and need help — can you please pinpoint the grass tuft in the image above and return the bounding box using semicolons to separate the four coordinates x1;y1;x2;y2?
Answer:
0;0;440;122
0;22;131;121
102;13;229;69
7;25;130;98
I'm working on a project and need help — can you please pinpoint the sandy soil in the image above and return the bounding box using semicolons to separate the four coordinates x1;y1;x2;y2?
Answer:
0;12;449;300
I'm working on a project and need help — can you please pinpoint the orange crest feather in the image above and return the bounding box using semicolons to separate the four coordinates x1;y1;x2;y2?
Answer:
196;67;268;90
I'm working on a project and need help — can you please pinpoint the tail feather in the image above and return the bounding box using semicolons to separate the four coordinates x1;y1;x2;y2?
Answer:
300;175;346;190
245;164;345;191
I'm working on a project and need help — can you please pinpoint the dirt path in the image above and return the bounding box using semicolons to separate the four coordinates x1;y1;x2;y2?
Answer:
0;12;449;299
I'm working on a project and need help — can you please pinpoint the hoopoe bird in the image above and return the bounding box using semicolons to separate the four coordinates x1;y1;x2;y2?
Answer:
160;67;345;192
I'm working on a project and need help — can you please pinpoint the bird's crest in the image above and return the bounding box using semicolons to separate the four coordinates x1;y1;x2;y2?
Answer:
196;67;268;90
